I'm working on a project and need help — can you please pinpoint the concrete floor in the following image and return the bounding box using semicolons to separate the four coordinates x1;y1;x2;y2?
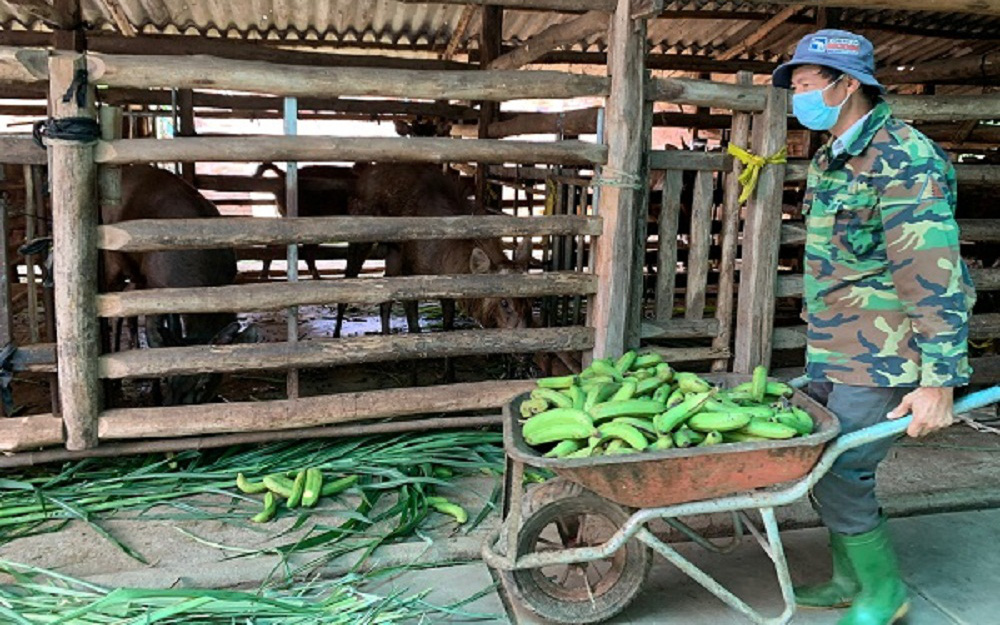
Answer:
493;508;1000;624
3;421;1000;624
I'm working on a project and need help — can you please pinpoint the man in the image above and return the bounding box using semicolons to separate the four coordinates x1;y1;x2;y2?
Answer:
772;30;976;625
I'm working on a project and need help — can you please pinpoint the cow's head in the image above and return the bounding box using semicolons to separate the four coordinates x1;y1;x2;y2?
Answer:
467;237;533;330
147;317;261;405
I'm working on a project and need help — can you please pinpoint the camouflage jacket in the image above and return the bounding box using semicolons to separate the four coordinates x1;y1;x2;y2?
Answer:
802;100;976;388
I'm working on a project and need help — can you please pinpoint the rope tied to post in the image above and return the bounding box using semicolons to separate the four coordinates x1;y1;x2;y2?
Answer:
32;68;100;148
727;143;787;203
32;118;101;147
591;166;643;190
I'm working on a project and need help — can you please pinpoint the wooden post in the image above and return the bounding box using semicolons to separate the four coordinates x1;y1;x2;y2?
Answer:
48;51;101;449
712;71;753;372
0;166;12;357
684;170;714;320
733;86;788;374
654;169;683;321
477;6;503;212
22;165;39;345
626;98;654;348
588;0;647;359
176;88;195;184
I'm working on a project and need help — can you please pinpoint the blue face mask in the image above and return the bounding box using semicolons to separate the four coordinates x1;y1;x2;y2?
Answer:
792;76;849;131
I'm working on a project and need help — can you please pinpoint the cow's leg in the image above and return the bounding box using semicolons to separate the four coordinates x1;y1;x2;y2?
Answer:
303;244;322;281
380;301;393;335
335;242;372;338
404;300;421;333
441;298;456;331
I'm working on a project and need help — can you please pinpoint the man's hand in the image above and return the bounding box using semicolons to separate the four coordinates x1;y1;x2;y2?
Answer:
887;387;955;437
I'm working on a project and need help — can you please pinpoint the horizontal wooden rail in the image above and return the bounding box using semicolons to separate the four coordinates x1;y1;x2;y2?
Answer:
93;137;607;166
649;150;730;172
0;47;47;84
645;77;767;112
98;214;603;252
0;379;536;451
780;220;1000;246
100;326;595;379
642;345;731;363
785;161;1000;185
0;136;46;165
99;272;597;317
86;52;610;100
777;267;1000;298
11;343;57;373
640;318;720;339
774;313;1000;351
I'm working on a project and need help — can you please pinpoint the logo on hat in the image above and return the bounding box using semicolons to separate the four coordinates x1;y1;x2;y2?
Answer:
808;36;827;53
826;37;861;55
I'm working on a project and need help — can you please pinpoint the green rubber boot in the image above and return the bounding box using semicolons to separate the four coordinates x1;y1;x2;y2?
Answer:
794;531;859;608
837;520;910;625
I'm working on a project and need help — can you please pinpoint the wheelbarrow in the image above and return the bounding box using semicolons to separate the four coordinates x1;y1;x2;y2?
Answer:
481;374;1000;625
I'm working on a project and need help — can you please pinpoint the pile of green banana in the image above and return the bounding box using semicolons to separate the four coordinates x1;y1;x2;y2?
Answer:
235;470;359;523
519;353;815;459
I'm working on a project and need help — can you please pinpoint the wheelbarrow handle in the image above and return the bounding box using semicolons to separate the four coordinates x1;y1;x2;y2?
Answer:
806;385;1000;490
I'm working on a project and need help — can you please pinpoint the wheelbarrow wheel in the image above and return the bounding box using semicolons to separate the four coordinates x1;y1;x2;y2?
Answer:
501;478;652;624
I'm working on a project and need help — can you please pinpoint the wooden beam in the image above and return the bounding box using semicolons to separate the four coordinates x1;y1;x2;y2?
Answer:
86;52;610;101
717;5;803;61
0;381;532;450
631;0;664;19
773;313;1000;351
97;215;604;252
776;268;1000;297
488;10;609;71
741;0;1000;16
879;53;1000;85
0;31;474;71
781;219;1000;246
627;97;655;348
787;161;1000;185
477;5;503;214
889;93;1000;122
0;136;47;165
0;47;50;84
649;150;730;171
641;318;720;339
643;345;731;363
712;70;754;372
487;108;733;138
654;170;683;321
589;0;647;359
443;5;478;60
99;380;536;441
733;85;788;373
685;170;714;320
98;272;598;317
397;0;615;10
93;136;608;166
48;51;100;450
100;326;595;379
646;77;768;111
93;0;137;36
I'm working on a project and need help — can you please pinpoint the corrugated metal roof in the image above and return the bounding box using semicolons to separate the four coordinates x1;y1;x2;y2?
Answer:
1;1;999;71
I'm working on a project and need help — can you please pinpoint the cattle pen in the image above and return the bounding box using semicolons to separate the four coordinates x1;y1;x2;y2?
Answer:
0;0;998;467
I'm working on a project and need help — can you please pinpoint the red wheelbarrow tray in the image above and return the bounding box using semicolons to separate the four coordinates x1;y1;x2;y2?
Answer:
504;373;841;508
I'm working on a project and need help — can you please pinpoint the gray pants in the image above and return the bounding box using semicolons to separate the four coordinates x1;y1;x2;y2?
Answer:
806;381;911;536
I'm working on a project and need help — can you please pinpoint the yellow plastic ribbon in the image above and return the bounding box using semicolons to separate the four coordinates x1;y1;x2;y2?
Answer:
727;143;788;203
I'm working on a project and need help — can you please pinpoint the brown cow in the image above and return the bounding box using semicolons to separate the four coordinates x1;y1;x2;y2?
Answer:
253;163;372;338
104;165;258;405
348;162;532;334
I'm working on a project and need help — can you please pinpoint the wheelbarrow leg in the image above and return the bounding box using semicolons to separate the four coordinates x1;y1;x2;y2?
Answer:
636;507;796;625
